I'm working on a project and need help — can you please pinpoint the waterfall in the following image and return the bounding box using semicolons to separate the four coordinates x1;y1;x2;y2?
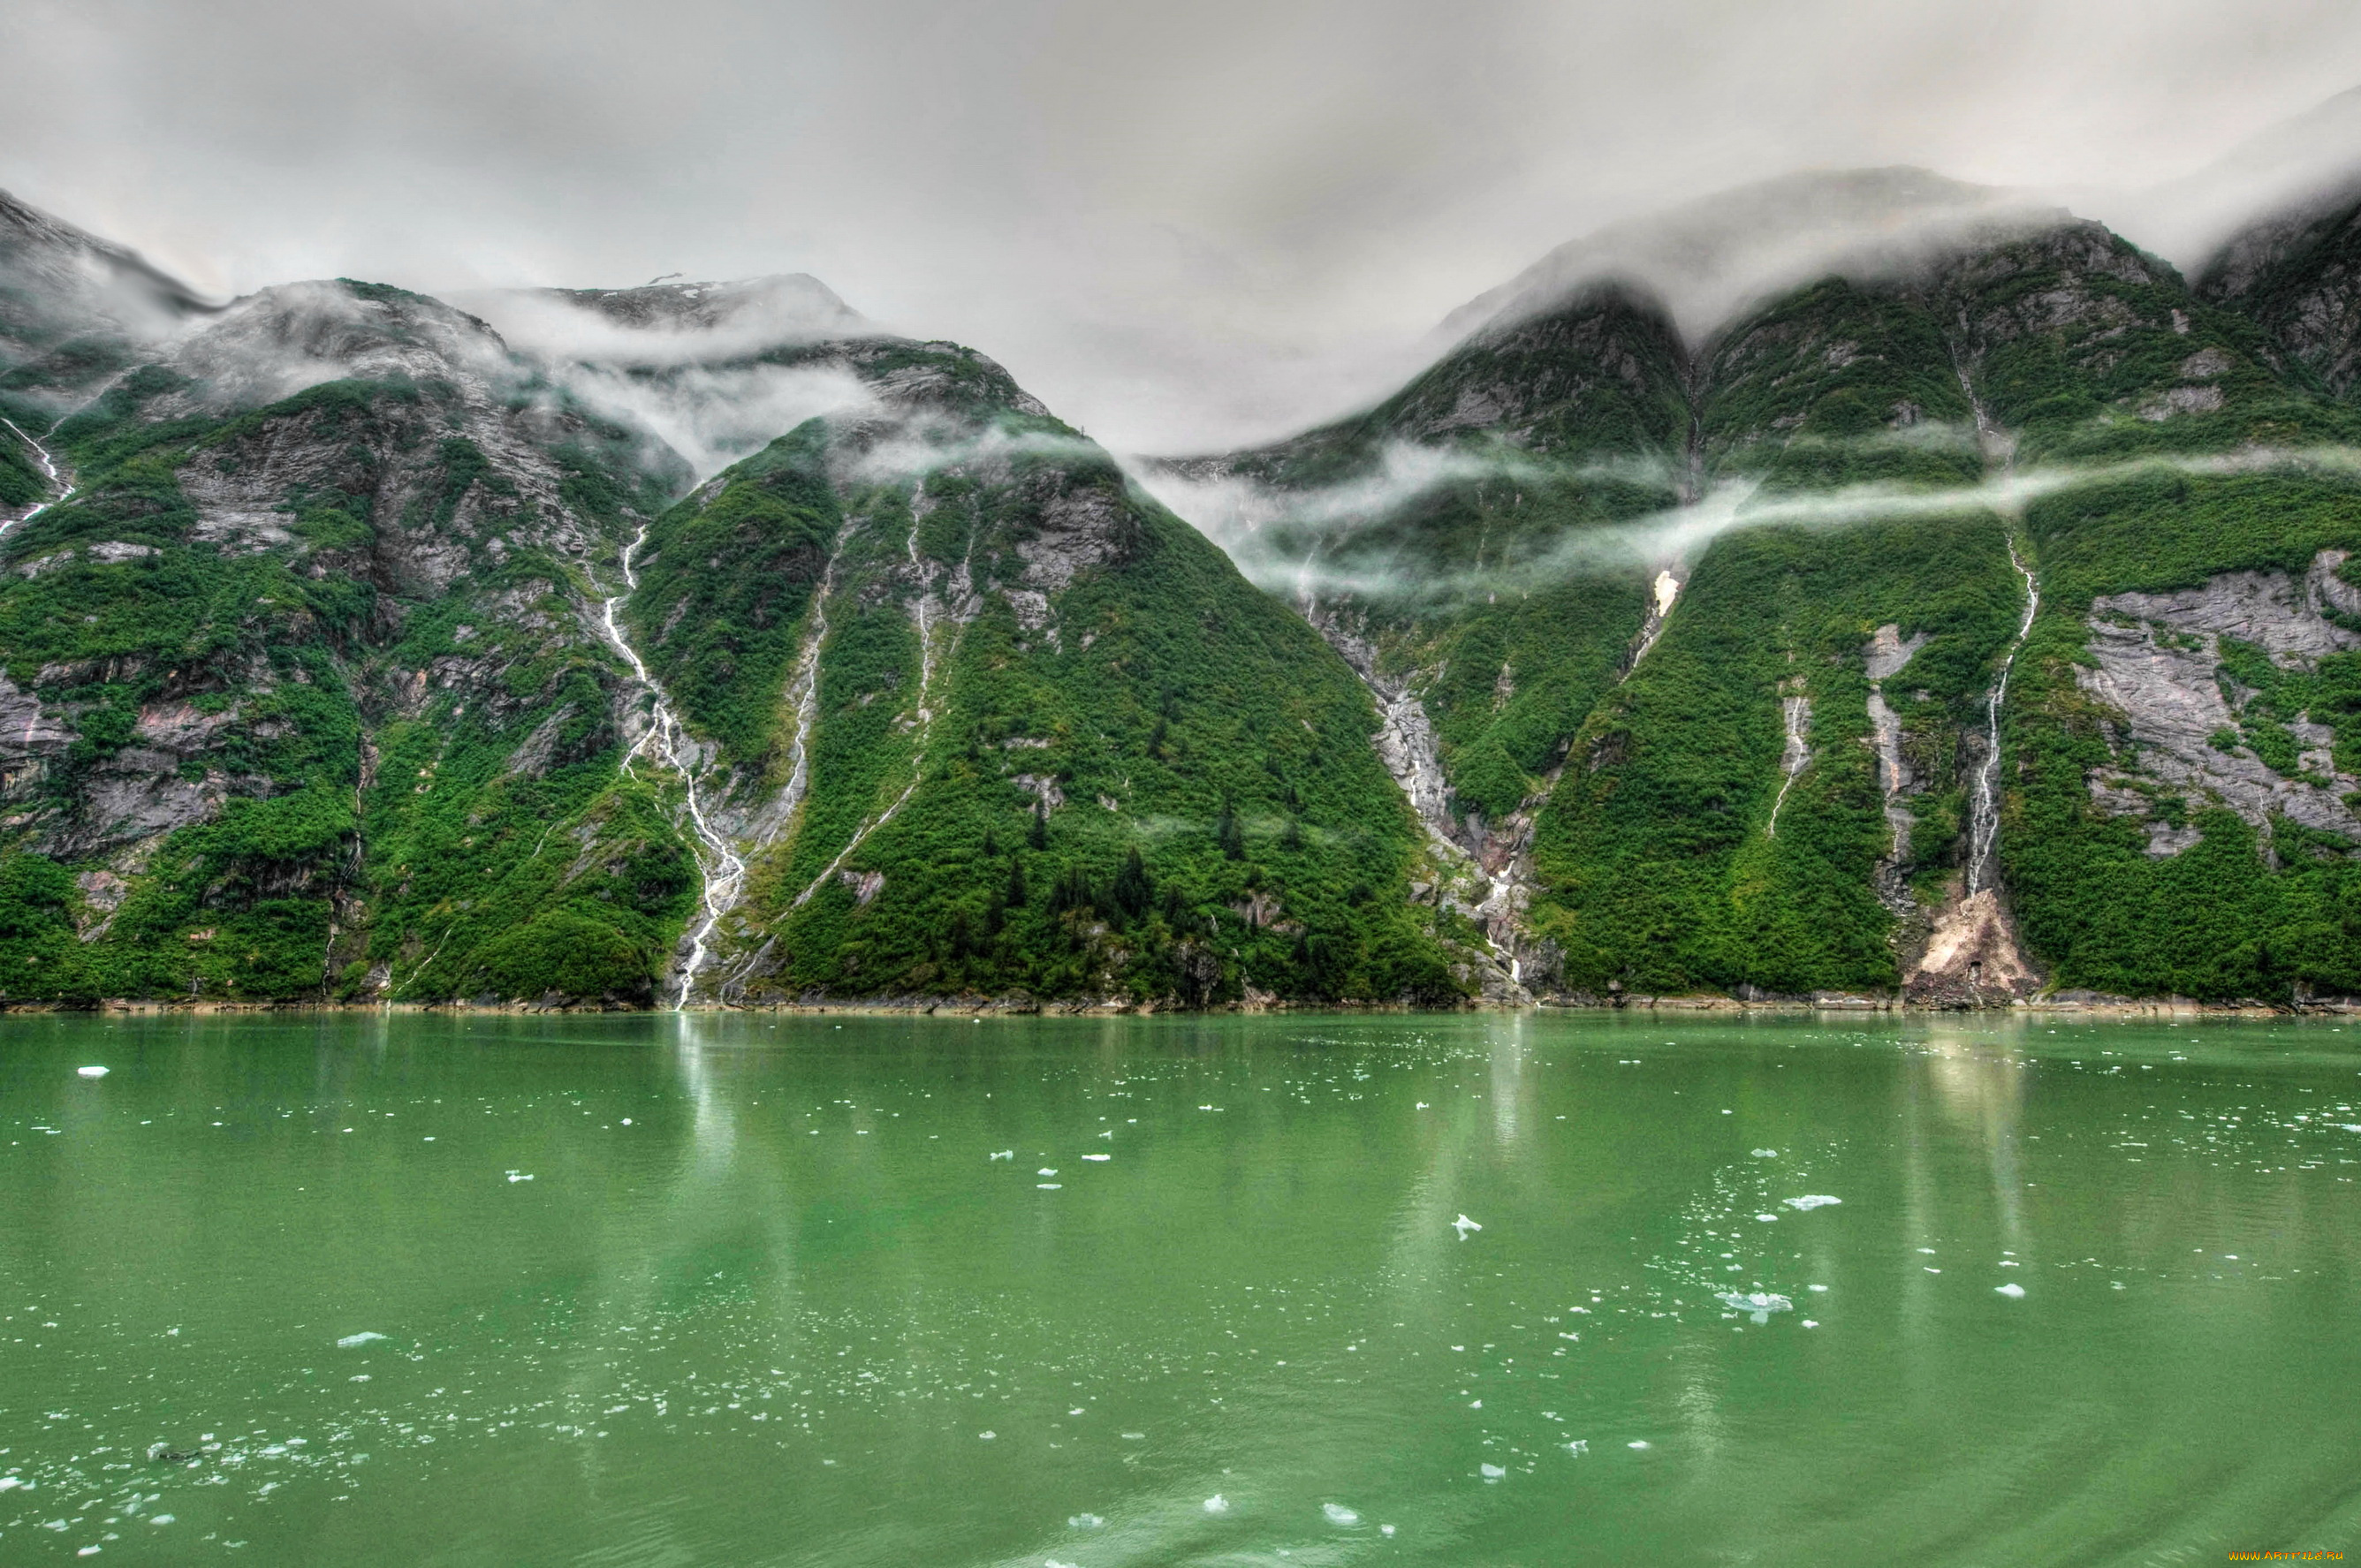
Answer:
596;524;748;1010
1764;693;1812;839
1967;533;2039;895
1;416;73;536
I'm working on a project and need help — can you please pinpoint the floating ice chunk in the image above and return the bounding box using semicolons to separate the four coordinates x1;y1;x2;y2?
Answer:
76;1066;107;1079
1120;1433;1145;1440
337;1332;388;1348
1037;1183;1062;1190
1628;1440;1651;1450
1566;1440;1589;1456
1323;1503;1360;1525
1717;1291;1793;1323
979;1431;996;1440
0;1477;19;1491
1416;1102;1429;1109
1381;1524;1396;1536
1995;1283;2025;1299
1048;1560;1079;1567
990;1150;1013;1160
1203;1494;1229;1514
1479;1463;1506;1481
1453;1214;1483;1238
505;1171;534;1183
1038;1168;1058;1176
2341;1125;2361;1133
1784;1194;1841;1211
1756;1214;1778;1222
149;1516;172;1525
1098;1130;1113;1138
1801;1320;1818;1328
1808;1284;1827;1292
1750;1148;1777;1157
1067;1513;1105;1528
1082;1154;1110;1162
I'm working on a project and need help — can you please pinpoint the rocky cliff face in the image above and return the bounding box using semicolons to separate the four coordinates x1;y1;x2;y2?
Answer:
2198;175;2361;397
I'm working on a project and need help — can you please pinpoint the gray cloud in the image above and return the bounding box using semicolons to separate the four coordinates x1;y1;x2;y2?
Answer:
5;0;2361;455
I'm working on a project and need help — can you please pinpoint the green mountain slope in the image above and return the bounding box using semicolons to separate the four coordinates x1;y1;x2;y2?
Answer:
1177;197;2361;1007
617;338;1462;1007
0;222;1460;1011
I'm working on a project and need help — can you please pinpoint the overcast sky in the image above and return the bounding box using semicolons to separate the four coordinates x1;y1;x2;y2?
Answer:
6;0;2361;453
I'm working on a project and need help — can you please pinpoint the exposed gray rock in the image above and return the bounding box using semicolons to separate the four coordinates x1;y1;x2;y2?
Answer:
2077;553;2361;852
1863;623;1930;912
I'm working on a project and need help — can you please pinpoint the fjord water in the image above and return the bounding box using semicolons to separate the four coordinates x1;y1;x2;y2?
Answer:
3;1014;2358;1564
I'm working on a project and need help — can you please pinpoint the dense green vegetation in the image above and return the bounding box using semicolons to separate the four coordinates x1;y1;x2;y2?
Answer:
20;177;2361;1008
638;374;1468;1006
1530;510;2019;993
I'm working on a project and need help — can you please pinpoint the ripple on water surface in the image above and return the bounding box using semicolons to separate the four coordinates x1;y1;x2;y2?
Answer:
1;1011;2358;1562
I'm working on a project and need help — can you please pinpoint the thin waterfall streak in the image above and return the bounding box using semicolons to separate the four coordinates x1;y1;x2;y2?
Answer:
1;417;74;537
1953;358;2038;898
597;522;747;1009
1764;694;1811;840
790;517;959;910
773;525;853;834
1969;534;2039;895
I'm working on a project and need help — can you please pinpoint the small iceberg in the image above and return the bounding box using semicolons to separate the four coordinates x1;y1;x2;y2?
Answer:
1628;1440;1651;1450
1082;1154;1110;1162
1453;1214;1483;1238
1203;1494;1229;1515
336;1332;388;1348
505;1170;534;1183
1038;1168;1057;1176
1995;1283;2025;1299
1067;1513;1104;1529
76;1065;108;1079
989;1150;1013;1160
0;1476;22;1491
1323;1503;1359;1526
1717;1291;1794;1324
1750;1148;1777;1157
1037;1183;1062;1190
1479;1463;1506;1481
1784;1194;1841;1211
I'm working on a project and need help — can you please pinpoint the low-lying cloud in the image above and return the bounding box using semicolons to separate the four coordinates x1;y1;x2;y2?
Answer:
1143;437;2361;608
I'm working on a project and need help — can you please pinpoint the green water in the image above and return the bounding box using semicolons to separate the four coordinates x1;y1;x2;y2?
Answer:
2;1012;2358;1564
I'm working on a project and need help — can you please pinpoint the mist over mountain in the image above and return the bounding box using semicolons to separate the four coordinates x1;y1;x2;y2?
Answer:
11;72;2361;1011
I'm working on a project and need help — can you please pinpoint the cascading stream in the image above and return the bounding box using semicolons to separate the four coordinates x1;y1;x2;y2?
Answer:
1968;534;2039;894
1953;363;2040;898
597;523;748;1009
1;416;74;535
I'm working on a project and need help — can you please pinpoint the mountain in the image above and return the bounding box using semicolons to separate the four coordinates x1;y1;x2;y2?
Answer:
0;207;1461;1010
17;127;2361;1015
1156;169;2361;1008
